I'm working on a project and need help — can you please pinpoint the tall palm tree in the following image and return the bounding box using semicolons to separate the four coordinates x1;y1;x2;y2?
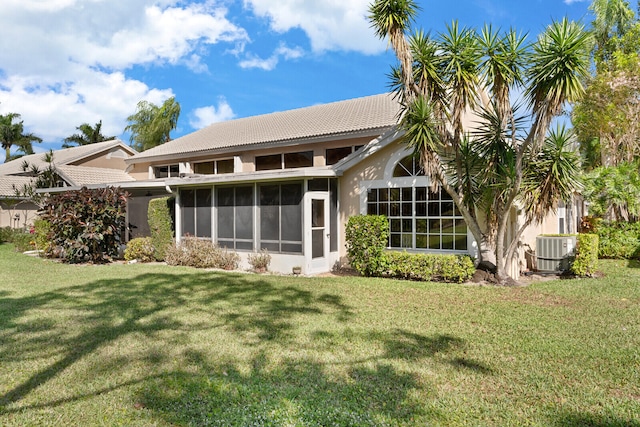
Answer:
0;113;42;162
125;97;180;152
62;120;115;148
369;1;590;281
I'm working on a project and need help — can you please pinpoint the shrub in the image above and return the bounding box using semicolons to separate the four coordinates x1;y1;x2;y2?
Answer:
165;237;239;270
32;218;51;254
0;227;12;244
595;221;640;259
345;215;389;276
148;197;174;261
217;248;241;271
248;249;271;272
10;230;33;252
124;237;156;263
385;251;476;283
39;187;128;263
571;233;599;277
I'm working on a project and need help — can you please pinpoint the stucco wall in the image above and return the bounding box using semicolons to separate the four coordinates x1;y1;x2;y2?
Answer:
0;200;40;229
337;139;405;261
70;147;133;170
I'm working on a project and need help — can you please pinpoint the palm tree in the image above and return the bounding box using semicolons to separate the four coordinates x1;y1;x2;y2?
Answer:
369;1;590;282
125;97;181;152
0;113;42;162
62;120;115;148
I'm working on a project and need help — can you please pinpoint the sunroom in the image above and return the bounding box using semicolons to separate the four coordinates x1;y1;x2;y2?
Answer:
166;168;340;275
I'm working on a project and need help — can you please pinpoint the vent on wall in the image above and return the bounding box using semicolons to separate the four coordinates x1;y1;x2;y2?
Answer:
535;236;576;272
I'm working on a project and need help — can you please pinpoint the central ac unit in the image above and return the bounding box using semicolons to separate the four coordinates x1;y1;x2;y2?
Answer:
535;235;576;272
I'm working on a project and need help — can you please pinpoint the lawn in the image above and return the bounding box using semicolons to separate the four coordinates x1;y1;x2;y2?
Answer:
0;244;638;426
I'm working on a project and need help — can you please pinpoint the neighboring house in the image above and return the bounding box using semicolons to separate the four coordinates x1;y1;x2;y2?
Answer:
0;140;137;228
1;94;577;277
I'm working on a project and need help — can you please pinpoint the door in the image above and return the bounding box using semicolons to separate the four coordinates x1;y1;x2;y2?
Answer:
306;193;330;273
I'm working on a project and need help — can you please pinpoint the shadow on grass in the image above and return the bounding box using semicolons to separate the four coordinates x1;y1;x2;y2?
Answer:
138;355;429;425
0;269;470;424
550;409;640;427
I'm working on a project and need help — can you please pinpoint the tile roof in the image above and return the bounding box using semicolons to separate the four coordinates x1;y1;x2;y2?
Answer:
130;93;401;163
0;140;134;176
0;176;34;197
56;165;136;186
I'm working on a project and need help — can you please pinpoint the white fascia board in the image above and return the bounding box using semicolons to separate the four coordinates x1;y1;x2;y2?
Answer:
166;167;336;187
35;180;170;194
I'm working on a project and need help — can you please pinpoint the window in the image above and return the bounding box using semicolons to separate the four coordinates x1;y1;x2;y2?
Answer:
194;159;234;175
393;155;424;177
217;159;234;174
193;162;213;174
367;186;467;251
154;164;179;178
217;186;254;250
181;188;212;237
256;154;281;171
326;147;353;165
259;182;303;253
284;151;313;168
256;151;313;171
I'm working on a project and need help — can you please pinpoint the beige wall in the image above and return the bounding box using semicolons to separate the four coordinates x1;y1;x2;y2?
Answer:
337;139;404;260
126;163;151;180
70;147;133;170
0;200;39;229
130;136;375;176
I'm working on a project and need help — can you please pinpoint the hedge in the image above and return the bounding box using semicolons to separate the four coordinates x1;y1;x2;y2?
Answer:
595;221;640;259
571;233;599;277
345;215;389;277
385;251;476;283
148;197;174;261
345;214;475;283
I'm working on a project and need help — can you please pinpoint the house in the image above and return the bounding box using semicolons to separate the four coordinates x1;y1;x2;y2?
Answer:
1;94;577;277
0;140;137;228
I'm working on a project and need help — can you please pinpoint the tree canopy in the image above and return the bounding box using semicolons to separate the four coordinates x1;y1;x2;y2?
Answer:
125;97;180;152
0;113;42;162
369;0;590;281
62;120;115;148
572;0;640;169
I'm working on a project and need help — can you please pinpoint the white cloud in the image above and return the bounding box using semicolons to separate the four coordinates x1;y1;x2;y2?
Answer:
190;97;236;129
239;43;304;70
244;0;385;54
0;0;249;145
564;0;588;4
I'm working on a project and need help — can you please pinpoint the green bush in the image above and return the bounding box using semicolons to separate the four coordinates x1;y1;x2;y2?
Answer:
571;233;599;277
0;227;12;244
165;237;239;270
124;237;156;263
32;218;51;254
385;251;476;283
10;230;33;252
595;221;640;259
39;187;128;263
148;197;174;261
345;215;389;277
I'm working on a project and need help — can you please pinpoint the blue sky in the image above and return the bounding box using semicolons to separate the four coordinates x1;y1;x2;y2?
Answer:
0;0;592;162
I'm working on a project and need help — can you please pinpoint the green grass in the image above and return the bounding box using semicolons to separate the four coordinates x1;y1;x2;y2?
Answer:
0;244;639;426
